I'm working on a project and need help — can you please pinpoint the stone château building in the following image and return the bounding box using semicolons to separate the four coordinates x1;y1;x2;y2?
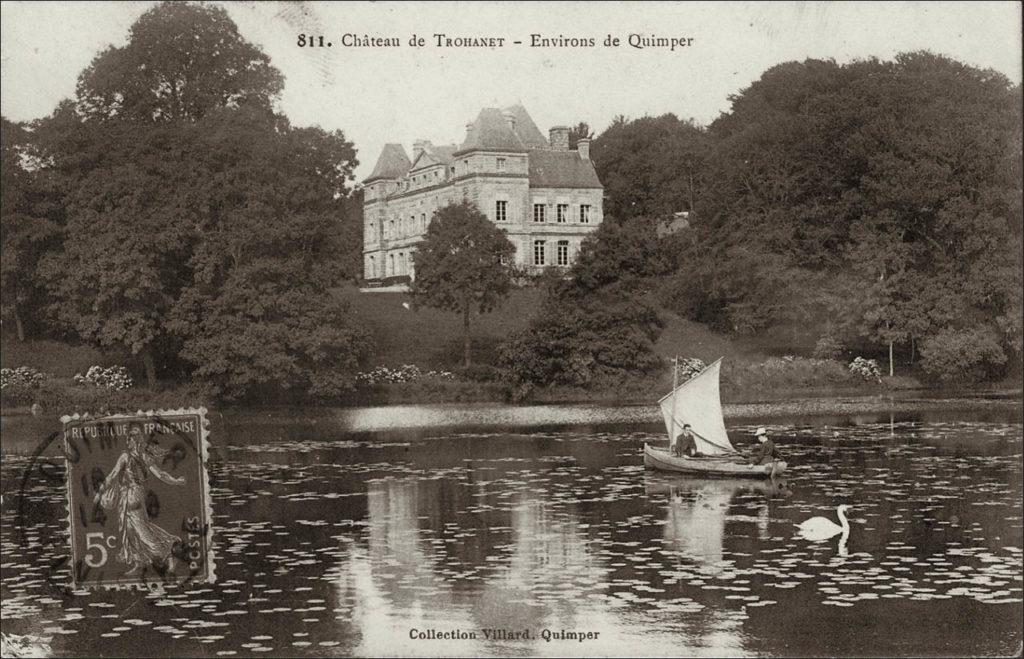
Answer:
362;104;604;282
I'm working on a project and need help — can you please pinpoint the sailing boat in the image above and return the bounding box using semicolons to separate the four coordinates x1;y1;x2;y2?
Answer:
643;358;787;478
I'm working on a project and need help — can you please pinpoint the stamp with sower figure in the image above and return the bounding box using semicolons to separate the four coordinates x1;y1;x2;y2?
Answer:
61;408;215;588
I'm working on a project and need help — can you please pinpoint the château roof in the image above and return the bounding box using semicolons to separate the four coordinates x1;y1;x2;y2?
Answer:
410;143;459;171
457;108;528;153
365;143;412;182
527;149;603;188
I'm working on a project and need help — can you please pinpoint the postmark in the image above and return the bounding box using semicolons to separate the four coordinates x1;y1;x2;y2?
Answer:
60;408;215;589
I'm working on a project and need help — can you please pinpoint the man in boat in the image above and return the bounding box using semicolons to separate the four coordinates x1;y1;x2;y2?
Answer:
749;427;781;465
674;423;701;457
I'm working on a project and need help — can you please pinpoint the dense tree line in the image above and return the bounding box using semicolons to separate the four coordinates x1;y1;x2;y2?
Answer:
1;2;369;399
583;52;1022;384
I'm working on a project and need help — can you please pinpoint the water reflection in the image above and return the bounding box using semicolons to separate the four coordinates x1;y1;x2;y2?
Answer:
1;416;1021;657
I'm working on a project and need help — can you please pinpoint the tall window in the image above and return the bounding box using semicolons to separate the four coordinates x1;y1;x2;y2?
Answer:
368;255;376;278
421;213;426;231
495;200;507;222
369;221;375;238
388;253;395;276
388;219;395;238
557;240;569;265
580;204;591;223
533;240;546;265
533;204;546;223
496;157;506;171
398;252;406;274
557;204;568;223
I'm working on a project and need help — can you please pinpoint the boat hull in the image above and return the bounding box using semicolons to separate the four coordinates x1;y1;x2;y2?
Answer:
643;443;786;478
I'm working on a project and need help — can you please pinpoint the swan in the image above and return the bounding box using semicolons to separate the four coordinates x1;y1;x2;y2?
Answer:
796;504;850;542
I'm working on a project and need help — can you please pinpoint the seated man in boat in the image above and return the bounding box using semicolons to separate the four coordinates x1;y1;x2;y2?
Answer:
674;423;701;457
750;427;781;465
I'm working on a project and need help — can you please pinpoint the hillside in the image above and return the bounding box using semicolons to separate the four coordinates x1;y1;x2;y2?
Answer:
336;284;753;369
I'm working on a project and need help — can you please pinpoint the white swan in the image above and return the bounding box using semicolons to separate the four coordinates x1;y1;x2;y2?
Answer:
796;504;850;542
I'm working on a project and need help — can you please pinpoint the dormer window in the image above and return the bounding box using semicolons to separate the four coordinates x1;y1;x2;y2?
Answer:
497;157;506;171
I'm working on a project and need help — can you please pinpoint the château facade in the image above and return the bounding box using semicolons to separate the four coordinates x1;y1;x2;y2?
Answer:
362;104;604;282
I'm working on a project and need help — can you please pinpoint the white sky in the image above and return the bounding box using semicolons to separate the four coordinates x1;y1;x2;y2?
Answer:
2;1;1021;180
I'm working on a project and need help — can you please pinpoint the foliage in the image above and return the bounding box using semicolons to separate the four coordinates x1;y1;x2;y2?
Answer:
499;220;666;393
26;3;369;398
657;53;1021;374
591;114;710;220
411;202;515;367
0;118;63;341
355;364;455;386
919;326;1008;384
73;365;133;391
723;356;860;393
675;358;707;382
848;357;882;381
813;335;845;360
1;366;47;390
568;121;593;149
75;2;282;122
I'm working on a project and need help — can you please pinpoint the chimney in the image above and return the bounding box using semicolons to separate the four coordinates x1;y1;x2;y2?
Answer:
464;122;475;143
549;126;570;150
502;110;517;134
412;139;430;160
577;138;591;161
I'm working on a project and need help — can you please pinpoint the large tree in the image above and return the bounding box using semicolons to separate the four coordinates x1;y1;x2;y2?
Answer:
1;118;62;341
411;202;514;368
662;53;1022;376
75;2;283;122
33;2;369;395
591;114;711;221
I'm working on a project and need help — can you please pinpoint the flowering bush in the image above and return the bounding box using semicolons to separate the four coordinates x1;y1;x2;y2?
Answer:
73;365;134;391
675;358;707;383
848;357;881;381
0;366;47;390
356;364;455;386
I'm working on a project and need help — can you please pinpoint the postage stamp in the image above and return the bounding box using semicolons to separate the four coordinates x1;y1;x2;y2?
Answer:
60;408;215;589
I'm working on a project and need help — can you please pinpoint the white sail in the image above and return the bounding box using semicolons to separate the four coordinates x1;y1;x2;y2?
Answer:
658;359;736;455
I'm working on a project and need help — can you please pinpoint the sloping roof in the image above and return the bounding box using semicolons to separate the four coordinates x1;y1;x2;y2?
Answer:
365;143;411;182
457;107;528;153
410;144;459;172
501;104;549;147
527;149;603;188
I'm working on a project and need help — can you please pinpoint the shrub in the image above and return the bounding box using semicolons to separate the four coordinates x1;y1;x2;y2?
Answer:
674;357;707;383
73;365;134;391
813;335;844;360
0;366;47;390
355;364;455;387
919;326;1007;384
848;357;882;381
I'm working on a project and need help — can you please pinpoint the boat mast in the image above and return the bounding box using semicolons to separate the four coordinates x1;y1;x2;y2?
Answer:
669;356;679;450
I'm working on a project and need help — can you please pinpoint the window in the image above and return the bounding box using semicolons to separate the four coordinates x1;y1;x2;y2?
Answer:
496;157;506;171
421;213;426;231
557;204;568;223
557;240;569;266
495;200;507;222
368;255;376;278
398;252;405;274
369;221;375;237
533;240;546;266
580;204;591;223
533;204;546;223
388;219;395;237
388;253;395;276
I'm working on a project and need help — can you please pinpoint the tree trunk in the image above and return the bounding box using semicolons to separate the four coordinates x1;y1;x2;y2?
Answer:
462;304;471;368
13;303;25;342
910;336;916;365
142;348;158;388
888;341;894;378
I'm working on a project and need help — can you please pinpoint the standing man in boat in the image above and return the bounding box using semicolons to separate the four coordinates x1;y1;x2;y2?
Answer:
674;423;700;457
749;427;781;465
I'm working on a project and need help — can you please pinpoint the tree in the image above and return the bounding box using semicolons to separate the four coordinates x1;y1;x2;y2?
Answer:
568;121;593;149
591;114;710;221
1;118;62;341
32;3;368;395
661;53;1021;377
499;219;665;394
75;2;283;122
411;202;514;368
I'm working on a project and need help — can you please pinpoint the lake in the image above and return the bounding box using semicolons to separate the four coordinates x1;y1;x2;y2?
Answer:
2;401;1021;657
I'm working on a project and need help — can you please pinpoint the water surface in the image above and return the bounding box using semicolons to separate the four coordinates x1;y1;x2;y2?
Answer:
2;409;1021;656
